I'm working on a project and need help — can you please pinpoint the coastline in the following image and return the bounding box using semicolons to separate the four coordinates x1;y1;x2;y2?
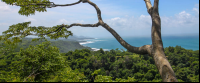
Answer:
78;36;199;52
77;38;110;51
91;48;110;51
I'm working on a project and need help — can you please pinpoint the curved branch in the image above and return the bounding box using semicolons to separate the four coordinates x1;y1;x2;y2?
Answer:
82;0;152;55
144;0;153;15
51;0;82;7
23;68;39;82
84;0;103;24
102;23;152;55
65;22;101;29
12;0;82;8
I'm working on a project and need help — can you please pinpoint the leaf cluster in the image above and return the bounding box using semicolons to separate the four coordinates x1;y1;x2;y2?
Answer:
0;22;72;45
2;0;52;16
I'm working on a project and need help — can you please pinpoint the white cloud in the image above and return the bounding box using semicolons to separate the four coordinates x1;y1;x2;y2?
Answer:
178;11;191;18
56;19;85;25
0;1;199;38
103;15;152;37
175;11;193;24
0;2;11;11
24;18;37;22
106;14;152;30
111;17;120;21
103;6;199;37
0;23;7;26
193;8;199;14
161;4;199;29
193;4;199;15
195;4;199;7
57;19;69;24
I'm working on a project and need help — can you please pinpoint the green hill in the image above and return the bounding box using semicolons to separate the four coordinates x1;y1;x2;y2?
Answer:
13;38;92;53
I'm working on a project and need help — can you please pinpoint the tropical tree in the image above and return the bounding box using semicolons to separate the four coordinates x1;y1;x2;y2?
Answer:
0;0;177;82
10;41;66;82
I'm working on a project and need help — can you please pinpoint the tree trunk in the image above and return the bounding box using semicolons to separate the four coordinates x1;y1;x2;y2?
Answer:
144;0;178;82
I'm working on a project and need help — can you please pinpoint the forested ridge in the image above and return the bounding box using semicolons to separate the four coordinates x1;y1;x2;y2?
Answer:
0;40;199;82
9;38;92;53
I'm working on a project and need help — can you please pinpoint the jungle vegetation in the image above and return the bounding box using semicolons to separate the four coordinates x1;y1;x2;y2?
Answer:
0;39;199;82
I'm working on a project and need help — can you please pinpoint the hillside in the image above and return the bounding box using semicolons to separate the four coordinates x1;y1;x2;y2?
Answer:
13;38;92;53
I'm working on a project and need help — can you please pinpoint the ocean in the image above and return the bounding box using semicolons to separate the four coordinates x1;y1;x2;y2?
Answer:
79;36;199;51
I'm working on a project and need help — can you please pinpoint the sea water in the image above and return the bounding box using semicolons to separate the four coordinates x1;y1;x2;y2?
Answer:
79;36;199;51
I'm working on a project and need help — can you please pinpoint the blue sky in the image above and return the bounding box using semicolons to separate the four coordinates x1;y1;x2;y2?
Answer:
0;0;199;38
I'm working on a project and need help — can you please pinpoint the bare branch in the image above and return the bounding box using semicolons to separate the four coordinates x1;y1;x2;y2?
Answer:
82;0;152;55
23;63;44;82
153;0;159;13
144;0;153;15
51;0;82;7
101;23;152;55
23;68;39;82
65;22;101;29
84;0;103;24
34;71;44;76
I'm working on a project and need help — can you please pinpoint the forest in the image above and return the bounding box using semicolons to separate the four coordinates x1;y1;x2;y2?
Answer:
0;39;199;82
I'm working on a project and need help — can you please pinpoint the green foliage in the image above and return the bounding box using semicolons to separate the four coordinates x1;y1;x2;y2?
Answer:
2;0;51;16
10;41;66;81
94;75;114;82
65;46;199;82
0;40;16;56
0;22;72;45
0;38;199;82
46;67;88;82
0;1;73;46
91;69;101;76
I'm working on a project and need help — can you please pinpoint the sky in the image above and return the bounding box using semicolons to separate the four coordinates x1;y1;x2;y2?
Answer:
0;0;199;38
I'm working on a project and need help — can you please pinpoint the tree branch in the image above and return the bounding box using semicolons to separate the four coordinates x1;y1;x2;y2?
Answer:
153;0;159;13
144;0;153;15
11;22;100;37
23;62;44;82
101;23;152;55
86;0;103;24
12;0;82;8
82;0;152;55
23;68;39;82
11;24;64;36
65;22;101;28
